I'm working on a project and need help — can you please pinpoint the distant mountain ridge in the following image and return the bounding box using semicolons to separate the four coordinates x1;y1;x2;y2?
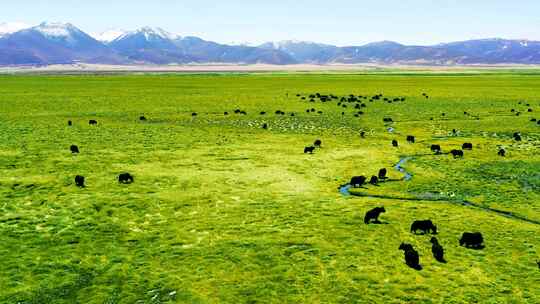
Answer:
1;22;540;66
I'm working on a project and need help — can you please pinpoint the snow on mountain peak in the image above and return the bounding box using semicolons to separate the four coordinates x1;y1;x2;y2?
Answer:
35;22;79;38
137;27;178;40
92;29;126;42
113;26;180;42
0;22;31;37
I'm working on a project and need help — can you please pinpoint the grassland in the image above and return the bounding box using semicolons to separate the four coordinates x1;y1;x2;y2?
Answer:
0;73;539;303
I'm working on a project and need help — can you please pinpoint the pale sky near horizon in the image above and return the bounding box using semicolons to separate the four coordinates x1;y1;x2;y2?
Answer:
2;0;539;46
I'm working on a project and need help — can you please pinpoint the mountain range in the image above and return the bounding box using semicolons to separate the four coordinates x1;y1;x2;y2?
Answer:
1;22;540;66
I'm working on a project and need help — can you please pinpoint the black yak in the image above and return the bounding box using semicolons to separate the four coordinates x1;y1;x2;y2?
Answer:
399;243;422;270
304;146;315;154
462;143;473;150
70;145;80;154
430;144;441;154
451;149;464;158
460;232;484;249
350;176;366;188
118;173;134;184
75;175;85;188
411;220;438;235
430;237;446;263
378;168;387;180
364;207;385;224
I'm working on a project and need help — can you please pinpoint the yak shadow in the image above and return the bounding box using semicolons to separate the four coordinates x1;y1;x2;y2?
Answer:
412;231;438;236
462;245;485;250
406;263;423;271
435;257;447;264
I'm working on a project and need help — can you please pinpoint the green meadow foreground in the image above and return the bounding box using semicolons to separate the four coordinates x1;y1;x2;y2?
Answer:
0;73;539;303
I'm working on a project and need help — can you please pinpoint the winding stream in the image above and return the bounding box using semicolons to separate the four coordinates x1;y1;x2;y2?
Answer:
339;155;540;226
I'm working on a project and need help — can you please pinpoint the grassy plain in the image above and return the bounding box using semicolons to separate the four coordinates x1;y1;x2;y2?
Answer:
0;73;539;303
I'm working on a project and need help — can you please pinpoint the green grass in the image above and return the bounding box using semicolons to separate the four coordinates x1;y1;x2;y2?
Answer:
0;73;539;303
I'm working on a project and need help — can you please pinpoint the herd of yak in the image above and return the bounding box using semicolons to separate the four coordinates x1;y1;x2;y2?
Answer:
295;91;538;271
65;89;538;271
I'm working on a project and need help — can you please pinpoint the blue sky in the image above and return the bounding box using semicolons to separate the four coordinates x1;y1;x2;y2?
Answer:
2;0;540;45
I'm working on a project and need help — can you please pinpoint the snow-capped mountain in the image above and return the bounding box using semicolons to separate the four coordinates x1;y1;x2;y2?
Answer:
92;29;126;43
0;22;124;65
108;27;191;64
117;27;179;41
1;21;540;66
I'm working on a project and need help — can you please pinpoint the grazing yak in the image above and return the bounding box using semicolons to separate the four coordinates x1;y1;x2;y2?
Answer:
70;145;80;154
364;207;385;224
406;136;415;143
462;143;473;150
399;243;422;270
139;116;147;121
369;176;379;185
314;139;322;148
304;146;315;154
451;149;464;158
498;148;506;157
360;131;366;138
68;120;73;126
262;123;268;130
224;112;229;115
513;132;522;141
460;232;484;249
378;168;387;180
392;140;399;147
430;144;441;154
411;220;438;235
430;237;446;263
383;117;393;123
118;173;134;184
350;176;367;188
89;120;98;125
75;175;85;188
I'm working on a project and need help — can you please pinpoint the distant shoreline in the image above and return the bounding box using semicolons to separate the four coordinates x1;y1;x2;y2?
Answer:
2;63;540;74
